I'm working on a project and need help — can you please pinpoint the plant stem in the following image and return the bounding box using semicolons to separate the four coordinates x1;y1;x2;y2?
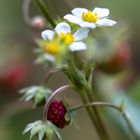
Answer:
42;67;63;86
78;90;107;140
65;55;110;140
34;0;56;28
122;112;139;140
85;88;111;140
70;102;139;140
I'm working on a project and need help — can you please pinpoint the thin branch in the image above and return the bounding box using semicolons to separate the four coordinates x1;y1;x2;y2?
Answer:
42;68;63;86
69;102;139;140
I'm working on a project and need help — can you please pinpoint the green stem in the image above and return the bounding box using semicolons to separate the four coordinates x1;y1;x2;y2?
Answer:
85;88;111;140
78;90;107;140
70;102;139;140
42;67;63;86
34;0;56;28
122;112;139;140
65;55;110;140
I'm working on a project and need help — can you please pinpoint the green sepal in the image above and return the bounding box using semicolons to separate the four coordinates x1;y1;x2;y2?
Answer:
45;125;54;140
64;113;71;122
23;120;62;140
20;86;52;108
38;126;46;140
119;98;125;113
68;111;79;129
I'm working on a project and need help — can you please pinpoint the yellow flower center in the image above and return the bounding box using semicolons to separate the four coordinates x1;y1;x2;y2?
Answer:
82;11;98;23
60;33;74;45
44;43;60;55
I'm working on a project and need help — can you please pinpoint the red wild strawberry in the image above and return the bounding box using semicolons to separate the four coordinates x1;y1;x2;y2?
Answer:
47;100;67;128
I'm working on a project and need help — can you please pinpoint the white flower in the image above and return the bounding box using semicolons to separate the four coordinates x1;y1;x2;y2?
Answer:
63;7;117;29
40;22;89;62
41;22;89;52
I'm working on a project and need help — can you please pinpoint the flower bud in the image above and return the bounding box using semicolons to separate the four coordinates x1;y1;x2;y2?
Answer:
31;15;46;30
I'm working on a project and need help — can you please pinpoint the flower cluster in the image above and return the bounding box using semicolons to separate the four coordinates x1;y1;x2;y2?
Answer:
36;7;116;65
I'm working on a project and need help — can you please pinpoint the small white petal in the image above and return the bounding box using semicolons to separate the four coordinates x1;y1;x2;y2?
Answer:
55;22;71;35
72;8;88;17
80;22;96;29
92;7;109;18
43;54;55;62
74;28;89;41
69;42;86;52
41;30;54;40
97;18;117;26
63;14;82;24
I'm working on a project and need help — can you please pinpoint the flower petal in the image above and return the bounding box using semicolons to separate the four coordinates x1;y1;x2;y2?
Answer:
80;22;96;29
43;54;55;62
41;30;54;40
72;8;88;17
63;14;82;24
69;42;86;52
55;22;71;35
97;18;117;26
74;28;89;41
92;7;109;18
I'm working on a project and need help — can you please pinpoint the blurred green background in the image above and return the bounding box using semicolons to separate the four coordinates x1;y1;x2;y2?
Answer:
0;0;140;140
